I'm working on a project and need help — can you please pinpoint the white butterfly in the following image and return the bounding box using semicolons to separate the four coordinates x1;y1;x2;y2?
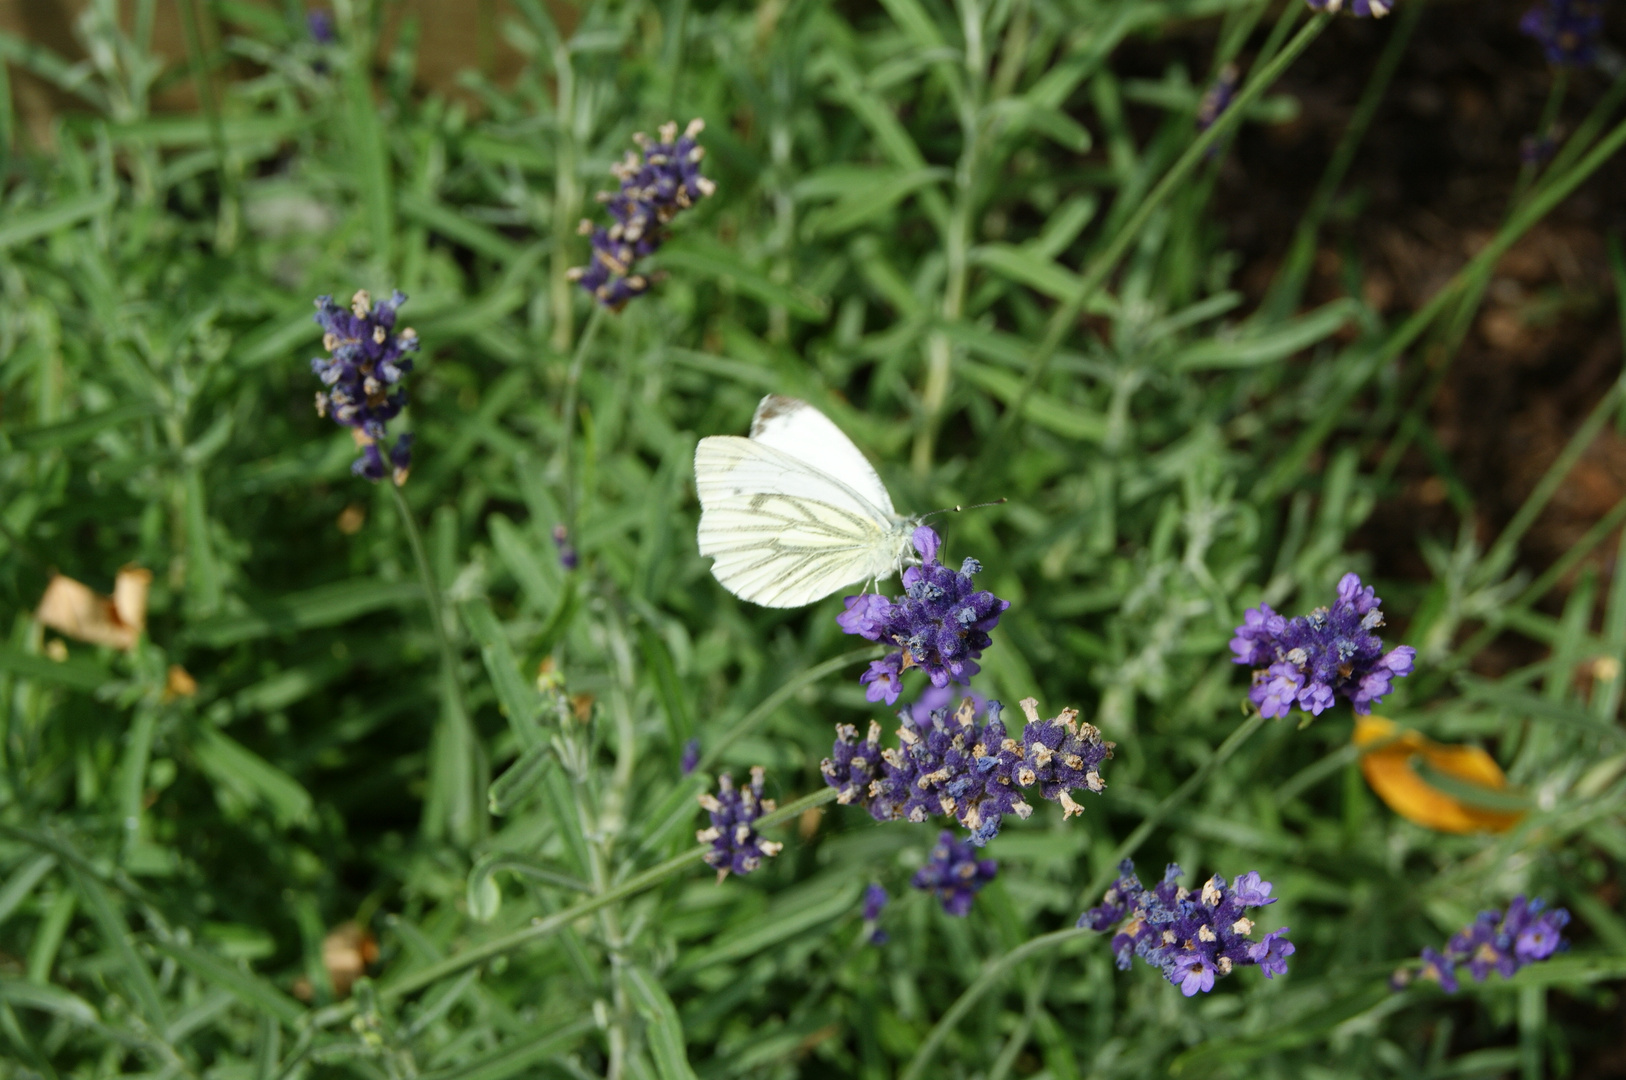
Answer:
694;395;918;608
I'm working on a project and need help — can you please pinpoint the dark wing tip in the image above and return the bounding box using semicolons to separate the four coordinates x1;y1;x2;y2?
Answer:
750;394;807;438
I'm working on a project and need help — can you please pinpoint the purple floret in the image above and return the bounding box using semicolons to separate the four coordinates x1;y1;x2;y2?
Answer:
310;290;418;484
912;831;997;916
569;120;715;309
697;767;783;880
1232;573;1416;719
838;526;1010;706
1078;860;1291;994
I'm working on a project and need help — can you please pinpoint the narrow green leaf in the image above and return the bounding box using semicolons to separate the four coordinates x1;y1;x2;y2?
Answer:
192;726;315;827
0;645;108;691
151;940;305;1027
1457;678;1626;746
487;740;553;816
673;877;859;976
657;239;827;320
63;865;165;1027
6;401;160;451
0;191;115;253
416;1017;595;1080
1171;299;1358;370
182;580;424;647
0;855;54;927
624;967;700;1080
801;167;949;238
0;978;98;1026
398;191;523;263
957;361;1108;442
462;598;544;749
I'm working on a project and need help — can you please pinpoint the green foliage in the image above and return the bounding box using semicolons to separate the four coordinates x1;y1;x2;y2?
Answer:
0;1;1623;1078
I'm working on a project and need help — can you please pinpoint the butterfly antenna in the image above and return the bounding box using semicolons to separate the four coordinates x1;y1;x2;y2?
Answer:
921;497;1008;522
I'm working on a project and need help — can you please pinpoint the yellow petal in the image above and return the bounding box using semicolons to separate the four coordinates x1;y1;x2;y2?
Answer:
1355;716;1523;834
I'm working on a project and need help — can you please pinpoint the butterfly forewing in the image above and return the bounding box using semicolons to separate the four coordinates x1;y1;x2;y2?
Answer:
694;401;915;608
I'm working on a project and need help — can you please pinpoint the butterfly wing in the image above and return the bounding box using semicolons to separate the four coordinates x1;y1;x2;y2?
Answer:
695;428;910;608
747;395;897;517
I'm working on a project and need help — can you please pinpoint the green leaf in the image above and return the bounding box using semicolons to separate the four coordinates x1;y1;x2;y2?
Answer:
970;243;1092;307
63;864;166;1027
487;740;553;816
192;726;315;827
416;1017;596;1080
657;238;827;320
5;401;160;451
0;190;115;254
150;940;306;1027
673;876;859;976
1457;678;1626;746
398;191;523;263
800;166;950;238
0;855;54;928
0;978;98;1026
957;360;1108;443
624;967;700;1080
1170;299;1358;371
0;646;109;692
182;580;424;647
462;598;544;749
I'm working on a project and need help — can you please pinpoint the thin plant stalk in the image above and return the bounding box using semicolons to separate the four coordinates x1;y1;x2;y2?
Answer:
388;482;483;844
560;303;607;538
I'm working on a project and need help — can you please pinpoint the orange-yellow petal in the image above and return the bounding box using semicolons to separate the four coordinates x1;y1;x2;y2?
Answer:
1355;716;1523;834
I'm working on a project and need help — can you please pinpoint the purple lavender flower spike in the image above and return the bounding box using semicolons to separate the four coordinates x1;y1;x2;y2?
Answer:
307;10;335;44
310;290;418;484
1078;860;1290;994
679;738;701;776
1303;0;1393;15
837;526;1010;706
697;767;783;880
861;884;890;945
1521;0;1605;67
552;524;579;571
912;831;997;916
1232;573;1415;719
569;120;715;309
1394;896;1569;993
826;695;1112;847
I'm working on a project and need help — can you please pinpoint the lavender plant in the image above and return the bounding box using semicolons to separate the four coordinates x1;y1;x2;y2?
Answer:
3;2;1623;1080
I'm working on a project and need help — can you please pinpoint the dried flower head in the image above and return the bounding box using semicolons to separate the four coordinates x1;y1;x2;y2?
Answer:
837;526;1010;706
1392;896;1570;993
913;831;997;916
1231;573;1415;719
310;290;418;484
569;119;715;309
1303;0;1392;15
697;767;783;880
1520;0;1605;66
1079;861;1292;996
